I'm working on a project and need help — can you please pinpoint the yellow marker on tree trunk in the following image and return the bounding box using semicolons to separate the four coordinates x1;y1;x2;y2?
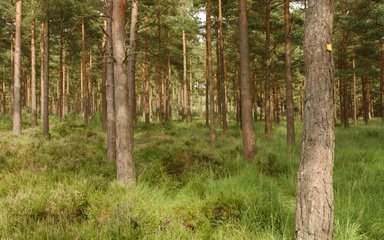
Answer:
326;43;333;52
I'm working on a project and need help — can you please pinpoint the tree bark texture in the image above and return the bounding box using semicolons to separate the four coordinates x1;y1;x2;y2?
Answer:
264;1;272;139
218;0;227;133
42;20;50;136
106;0;116;162
182;0;187;121
81;18;89;124
380;38;384;122
284;0;295;145
12;0;22;135
207;0;216;144
31;6;37;127
113;0;137;185
157;1;164;127
296;0;335;239
239;0;256;160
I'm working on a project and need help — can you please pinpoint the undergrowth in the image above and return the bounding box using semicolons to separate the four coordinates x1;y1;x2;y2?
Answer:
0;112;382;239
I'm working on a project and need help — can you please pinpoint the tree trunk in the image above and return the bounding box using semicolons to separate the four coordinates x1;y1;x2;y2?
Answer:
106;0;116;162
42;19;50;136
264;1;272;139
380;38;384;123
205;38;209;127
207;0;216;144
216;26;222;127
1;66;5;115
59;34;64;119
239;0;256;160
165;31;172;122
9;32;14;114
143;17;150;124
352;51;357;126
82;18;89;125
182;0;187;121
218;0;227;133
31;6;37;127
362;76;369;124
101;20;107;131
40;23;44;119
284;0;295;145
113;0;137;184
296;0;335;239
189;58;193;121
88;49;93;117
157;2;164;127
12;0;22;135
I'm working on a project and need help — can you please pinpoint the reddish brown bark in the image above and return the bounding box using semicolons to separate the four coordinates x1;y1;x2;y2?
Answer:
12;0;22;135
284;0;295;145
239;0;256;160
207;0;216;144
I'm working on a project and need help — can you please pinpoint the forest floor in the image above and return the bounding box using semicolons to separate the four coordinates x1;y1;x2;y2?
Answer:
0;113;383;239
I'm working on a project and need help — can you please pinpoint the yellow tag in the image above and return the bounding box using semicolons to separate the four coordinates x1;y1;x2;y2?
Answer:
326;43;333;52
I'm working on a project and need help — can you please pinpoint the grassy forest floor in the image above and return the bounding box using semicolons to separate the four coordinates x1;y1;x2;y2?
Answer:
0;113;383;239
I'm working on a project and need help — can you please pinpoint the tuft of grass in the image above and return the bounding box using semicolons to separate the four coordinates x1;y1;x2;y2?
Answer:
0;114;383;239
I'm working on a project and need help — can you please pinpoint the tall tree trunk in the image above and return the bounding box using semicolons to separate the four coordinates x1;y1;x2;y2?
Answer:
182;0;187;121
12;0;22;135
352;51;357;126
380;38;384;123
113;0;137;184
42;19;50;136
207;0;216;144
40;23;44;119
82;18;89;124
188;58;193;121
105;0;116;162
88;49;93;117
216;26;222;126
143;17;150;124
362;76;369;124
218;0;227;132
296;0;335;239
1;66;5;115
165;31;172;122
284;0;295;145
59;34;64;119
205;38;209;127
157;1;164;127
239;0;256;160
264;0;272;139
101;21;107;131
9;32;14;114
31;5;37;127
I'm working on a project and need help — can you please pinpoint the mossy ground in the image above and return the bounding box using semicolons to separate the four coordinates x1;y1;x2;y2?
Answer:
0;112;383;239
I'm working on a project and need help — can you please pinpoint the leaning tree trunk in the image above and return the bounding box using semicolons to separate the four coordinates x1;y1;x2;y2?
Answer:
105;0;116;162
239;0;256;160
296;0;335;239
12;0;22;135
284;0;295;145
113;0;137;184
207;0;216;144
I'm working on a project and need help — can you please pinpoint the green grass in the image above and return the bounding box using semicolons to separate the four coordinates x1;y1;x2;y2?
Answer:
0;112;383;239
